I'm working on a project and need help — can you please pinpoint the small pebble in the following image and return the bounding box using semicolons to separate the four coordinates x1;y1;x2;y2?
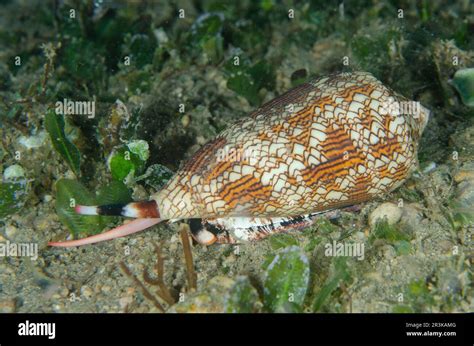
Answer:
437;268;461;295
5;224;18;238
454;169;474;183
369;202;402;228
399;203;423;234
80;286;93;299
33;217;51;232
196;136;207;145
0;299;16;313
168;276;234;313
119;296;133;310
354;231;366;241
181;115;190;128
381;245;396;260
223;254;236;267
439;240;455;253
455;180;474;207
18;131;47;149
3;164;25;179
52;303;64;312
132;185;148;200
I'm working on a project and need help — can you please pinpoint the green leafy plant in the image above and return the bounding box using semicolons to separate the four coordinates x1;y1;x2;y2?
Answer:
392;279;436;313
263;245;310;312
44;110;81;177
304;235;323;252
224;57;275;106
369;219;413;256
189;13;225;64
351;26;403;78
196;245;359;313
447;202;474;230
269;233;299;250
312;257;352;312
95;180;132;205
452;68;474;107
108;140;149;183
314;217;339;234
369;219;411;244
394;240;412;255
123;34;157;69
224;276;262;313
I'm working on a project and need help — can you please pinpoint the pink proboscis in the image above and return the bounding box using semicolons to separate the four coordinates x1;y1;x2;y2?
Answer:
48;218;161;247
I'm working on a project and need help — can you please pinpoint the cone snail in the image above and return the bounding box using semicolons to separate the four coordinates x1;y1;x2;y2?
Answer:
49;71;430;247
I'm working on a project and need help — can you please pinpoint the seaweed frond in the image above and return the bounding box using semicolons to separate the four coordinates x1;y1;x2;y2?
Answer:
119;262;165;312
120;224;198;311
142;242;176;305
180;224;197;291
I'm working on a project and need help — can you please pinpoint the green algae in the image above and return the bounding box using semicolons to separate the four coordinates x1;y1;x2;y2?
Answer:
224;57;275;106
188;13;224;64
0;180;28;218
392;279;436;313
312;257;352;312
269;233;299;250
108;141;149;183
369;219;411;245
224;276;262;313
263;246;310;312
123;34;157;69
0;162;29;219
44;110;81;177
452;68;474;107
